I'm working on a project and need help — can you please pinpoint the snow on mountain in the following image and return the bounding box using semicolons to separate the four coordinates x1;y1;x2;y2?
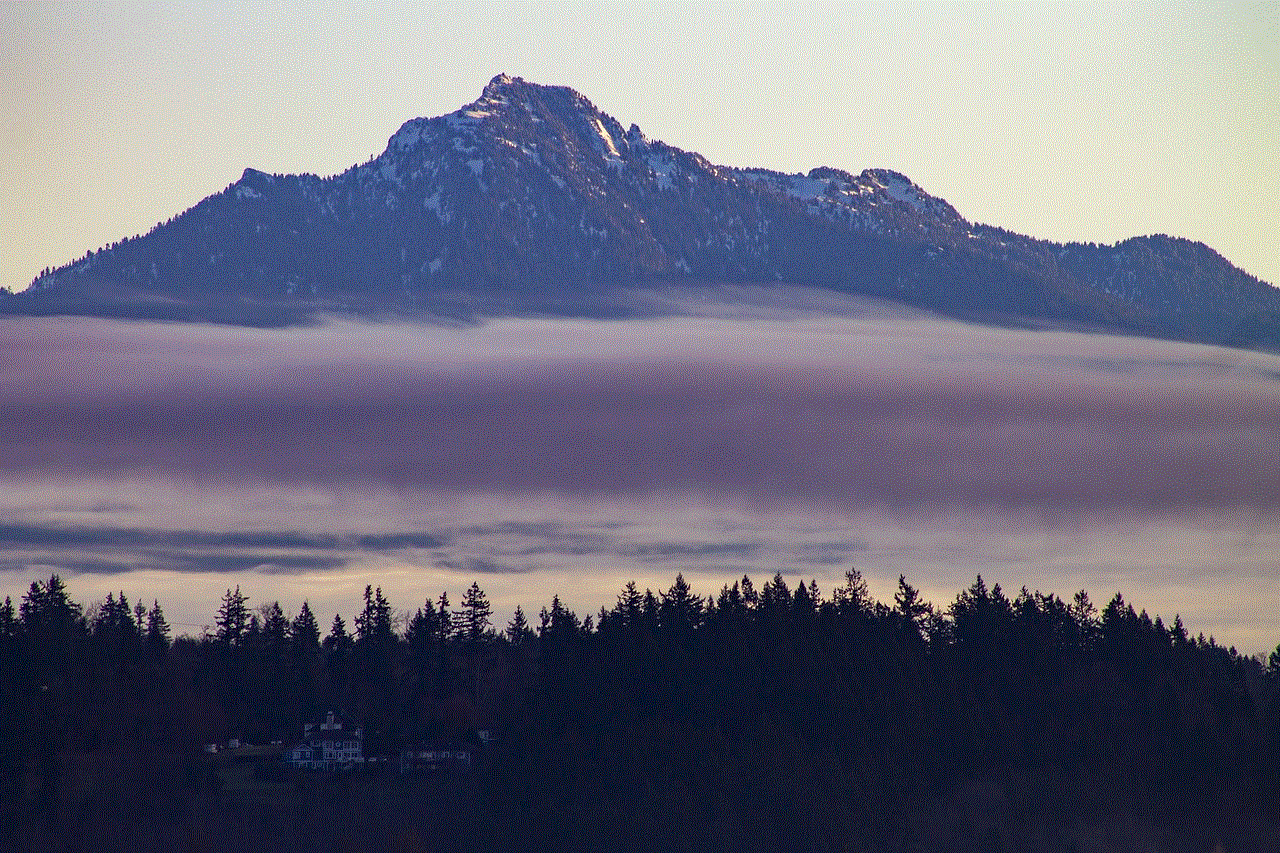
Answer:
7;74;1279;348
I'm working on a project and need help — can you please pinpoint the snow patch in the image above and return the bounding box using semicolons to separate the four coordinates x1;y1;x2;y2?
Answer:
424;191;452;224
738;169;833;203
446;110;488;131
591;117;625;168
879;172;926;212
646;151;676;190
784;175;831;201
592;118;620;158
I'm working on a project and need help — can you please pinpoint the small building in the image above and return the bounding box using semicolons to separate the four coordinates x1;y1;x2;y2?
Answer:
398;741;473;775
286;711;364;771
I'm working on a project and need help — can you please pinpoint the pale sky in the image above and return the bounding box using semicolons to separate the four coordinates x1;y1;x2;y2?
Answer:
2;1;1277;293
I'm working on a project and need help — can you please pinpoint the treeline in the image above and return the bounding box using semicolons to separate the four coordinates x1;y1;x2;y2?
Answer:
1;571;1278;852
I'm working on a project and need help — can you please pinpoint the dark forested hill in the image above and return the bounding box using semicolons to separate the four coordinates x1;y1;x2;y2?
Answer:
1;572;1277;852
5;75;1278;348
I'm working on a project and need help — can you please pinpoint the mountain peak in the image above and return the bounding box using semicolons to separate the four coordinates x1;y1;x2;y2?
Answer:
479;73;522;103
486;72;516;90
8;76;1277;349
479;73;575;104
379;74;616;164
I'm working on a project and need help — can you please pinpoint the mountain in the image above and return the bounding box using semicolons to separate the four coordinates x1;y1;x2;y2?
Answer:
6;74;1278;346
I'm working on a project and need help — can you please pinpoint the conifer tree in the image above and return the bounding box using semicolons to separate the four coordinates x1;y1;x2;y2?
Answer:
92;592;118;637
714;581;744;620
456;581;493;644
436;591;452;646
262;601;289;648
406;600;439;648
0;596;15;639
355;585;394;645
832;567;873;616
615;581;644;627
245;612;262;646
540;595;581;641
20;574;81;635
659;573;703;631
505;605;531;643
641;588;659;629
323;613;352;689
216;586;249;646
1071;589;1099;648
1171;613;1188;647
406;600;439;682
895;575;931;624
354;585;374;640
761;572;790;614
145;600;170;652
323;613;351;652
291;601;320;651
793;577;814;614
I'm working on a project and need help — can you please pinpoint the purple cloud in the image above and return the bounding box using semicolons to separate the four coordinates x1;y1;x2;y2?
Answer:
1;310;1277;649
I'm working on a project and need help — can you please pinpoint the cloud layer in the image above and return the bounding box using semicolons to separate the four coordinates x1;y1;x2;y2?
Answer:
2;308;1278;649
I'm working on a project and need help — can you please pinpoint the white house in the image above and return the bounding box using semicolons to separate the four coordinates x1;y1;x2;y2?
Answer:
286;711;364;771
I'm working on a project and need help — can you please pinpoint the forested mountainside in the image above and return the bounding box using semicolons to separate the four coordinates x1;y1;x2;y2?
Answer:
2;571;1277;852
6;75;1278;348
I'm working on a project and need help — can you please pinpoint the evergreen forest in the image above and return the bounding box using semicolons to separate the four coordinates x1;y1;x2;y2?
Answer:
1;570;1278;852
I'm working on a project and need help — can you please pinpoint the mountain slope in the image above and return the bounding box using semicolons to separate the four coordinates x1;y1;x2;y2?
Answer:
6;74;1277;346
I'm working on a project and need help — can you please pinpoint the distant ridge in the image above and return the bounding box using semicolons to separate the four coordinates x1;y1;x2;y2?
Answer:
6;74;1278;347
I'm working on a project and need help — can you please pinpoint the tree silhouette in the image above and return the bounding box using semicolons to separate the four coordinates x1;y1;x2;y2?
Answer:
506;605;532;644
435;592;452;646
215;586;249;646
659;573;703;633
354;586;394;645
145;600;170;654
895;574;931;640
0;596;16;638
456;582;493;645
291;601;320;651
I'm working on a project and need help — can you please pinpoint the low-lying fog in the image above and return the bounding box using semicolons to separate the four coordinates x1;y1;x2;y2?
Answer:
3;293;1277;651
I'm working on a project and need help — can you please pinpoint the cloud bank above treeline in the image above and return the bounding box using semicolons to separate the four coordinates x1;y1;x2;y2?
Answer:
2;306;1277;649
